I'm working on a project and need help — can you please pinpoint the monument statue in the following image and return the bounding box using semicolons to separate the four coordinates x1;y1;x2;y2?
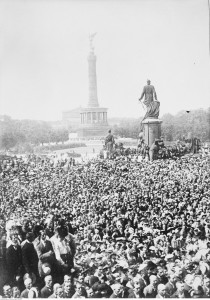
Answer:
89;32;97;52
105;129;115;158
139;79;160;121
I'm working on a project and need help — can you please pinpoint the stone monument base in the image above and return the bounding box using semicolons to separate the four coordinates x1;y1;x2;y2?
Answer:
78;123;109;138
142;118;162;147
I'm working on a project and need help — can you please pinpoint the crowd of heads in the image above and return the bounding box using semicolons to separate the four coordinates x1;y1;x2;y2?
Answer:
138;134;202;161
0;147;210;298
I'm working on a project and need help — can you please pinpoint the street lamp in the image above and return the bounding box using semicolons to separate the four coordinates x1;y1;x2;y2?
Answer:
186;110;191;141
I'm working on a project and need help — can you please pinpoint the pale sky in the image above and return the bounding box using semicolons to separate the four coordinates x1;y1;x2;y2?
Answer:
0;0;210;121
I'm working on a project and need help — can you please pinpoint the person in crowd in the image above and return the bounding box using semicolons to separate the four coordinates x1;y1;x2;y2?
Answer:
6;231;22;285
20;277;33;298
62;279;75;298
55;286;64;298
203;276;210;298
51;225;75;277
0;149;209;298
12;286;21;298
35;229;56;278
40;275;53;298
28;287;39;298
110;283;124;298
172;281;190;298
128;278;144;298
143;275;158;298
21;232;39;277
2;284;12;298
156;283;168;298
165;273;178;297
48;283;62;298
72;282;86;298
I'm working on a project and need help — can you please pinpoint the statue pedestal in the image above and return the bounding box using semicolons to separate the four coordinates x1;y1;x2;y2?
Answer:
142;118;162;147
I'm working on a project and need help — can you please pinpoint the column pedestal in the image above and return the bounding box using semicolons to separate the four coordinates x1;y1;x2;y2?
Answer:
142;118;162;147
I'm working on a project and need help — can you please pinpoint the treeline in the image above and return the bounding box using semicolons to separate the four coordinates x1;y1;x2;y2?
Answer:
112;119;140;139
161;108;210;141
112;108;210;141
0;116;69;151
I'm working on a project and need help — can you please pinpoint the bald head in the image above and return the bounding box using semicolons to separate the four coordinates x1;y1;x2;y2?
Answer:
158;284;166;296
149;275;157;286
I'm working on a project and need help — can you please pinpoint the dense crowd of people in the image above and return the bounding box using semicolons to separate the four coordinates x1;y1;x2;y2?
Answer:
101;129;202;161
0;147;210;298
137;136;201;161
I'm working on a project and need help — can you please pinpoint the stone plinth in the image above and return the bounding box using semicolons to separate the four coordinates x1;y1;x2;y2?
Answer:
78;107;109;138
142;118;162;147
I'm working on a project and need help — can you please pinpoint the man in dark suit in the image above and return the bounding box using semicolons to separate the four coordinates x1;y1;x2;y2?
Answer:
22;232;39;277
157;267;168;285
35;229;56;278
40;275;53;298
165;274;178;297
6;231;22;284
172;281;190;298
143;275;158;298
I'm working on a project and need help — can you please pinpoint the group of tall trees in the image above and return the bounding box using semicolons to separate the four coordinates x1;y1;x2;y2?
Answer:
1;108;209;151
0;116;69;151
112;108;210;142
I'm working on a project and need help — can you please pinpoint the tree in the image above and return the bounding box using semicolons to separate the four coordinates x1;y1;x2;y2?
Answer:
0;132;17;150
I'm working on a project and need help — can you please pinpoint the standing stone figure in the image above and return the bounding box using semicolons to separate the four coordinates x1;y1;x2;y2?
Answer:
105;130;115;158
139;80;160;121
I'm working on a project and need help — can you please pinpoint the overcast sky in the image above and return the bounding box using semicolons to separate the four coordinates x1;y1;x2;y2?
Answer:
0;0;209;121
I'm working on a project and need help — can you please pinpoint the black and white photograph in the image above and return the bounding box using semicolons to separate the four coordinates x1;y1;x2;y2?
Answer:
0;0;210;298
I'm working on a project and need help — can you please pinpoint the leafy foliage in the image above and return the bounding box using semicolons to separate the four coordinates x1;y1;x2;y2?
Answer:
0;116;69;150
111;108;210;142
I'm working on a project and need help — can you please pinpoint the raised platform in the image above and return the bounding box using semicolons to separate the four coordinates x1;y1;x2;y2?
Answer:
78;123;109;138
79;106;109;138
142;118;162;147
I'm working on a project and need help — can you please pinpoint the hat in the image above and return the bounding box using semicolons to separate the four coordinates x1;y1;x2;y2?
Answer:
165;254;174;260
149;246;156;251
116;237;126;242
